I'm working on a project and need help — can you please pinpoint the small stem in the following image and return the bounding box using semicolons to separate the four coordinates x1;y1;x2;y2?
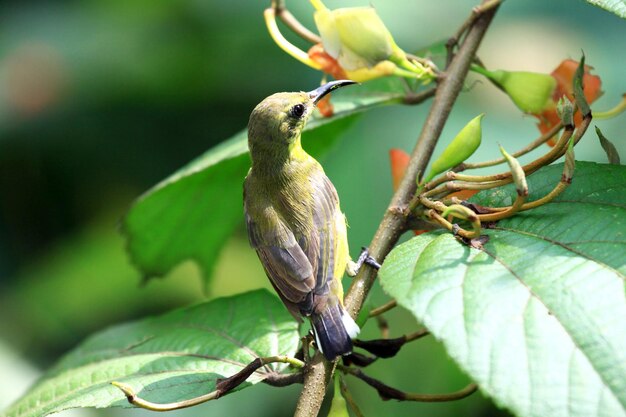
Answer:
112;356;304;412
445;0;501;67
518;181;569;210
339;376;365;417
264;8;322;70
403;87;437;105
273;2;321;44
340;365;478;402
369;299;397;317
407;53;441;75
309;0;325;11
376;315;390;339
418;195;448;211
428;210;478;239
448;179;512;191
111;381;220;412
459;122;564;170
405;328;430;342
476;191;526;222
593;93;626;120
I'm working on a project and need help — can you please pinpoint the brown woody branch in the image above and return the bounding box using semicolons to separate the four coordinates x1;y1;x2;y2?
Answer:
293;2;500;416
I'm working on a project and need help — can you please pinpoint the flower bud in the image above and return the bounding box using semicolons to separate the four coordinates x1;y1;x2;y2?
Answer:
424;114;484;183
499;146;528;196
472;65;557;113
312;1;432;82
556;96;574;126
327;377;350;417
315;7;394;70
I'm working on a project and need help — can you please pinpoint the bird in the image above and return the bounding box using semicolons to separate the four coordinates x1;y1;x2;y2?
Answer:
243;80;372;360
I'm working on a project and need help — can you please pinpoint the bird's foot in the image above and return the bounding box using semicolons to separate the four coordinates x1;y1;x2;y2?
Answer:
346;247;381;277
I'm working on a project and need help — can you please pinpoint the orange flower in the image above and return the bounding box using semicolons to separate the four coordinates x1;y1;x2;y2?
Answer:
389;149;410;191
535;59;602;146
315;92;335;117
389;149;477;235
308;43;348;81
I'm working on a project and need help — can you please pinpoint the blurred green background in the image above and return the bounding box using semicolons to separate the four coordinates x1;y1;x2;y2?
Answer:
0;0;623;416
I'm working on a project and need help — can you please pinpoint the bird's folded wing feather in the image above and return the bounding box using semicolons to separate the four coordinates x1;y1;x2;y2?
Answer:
245;202;316;308
244;172;340;316
309;175;340;297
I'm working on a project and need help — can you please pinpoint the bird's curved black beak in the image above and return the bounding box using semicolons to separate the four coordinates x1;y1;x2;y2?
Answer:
308;80;357;104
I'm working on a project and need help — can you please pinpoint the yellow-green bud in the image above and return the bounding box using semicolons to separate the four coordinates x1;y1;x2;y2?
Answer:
424;114;484;183
499;146;528;196
327;377;350;417
472;65;556;114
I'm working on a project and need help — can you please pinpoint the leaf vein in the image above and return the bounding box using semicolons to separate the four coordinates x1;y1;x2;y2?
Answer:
492;227;626;281
480;246;624;412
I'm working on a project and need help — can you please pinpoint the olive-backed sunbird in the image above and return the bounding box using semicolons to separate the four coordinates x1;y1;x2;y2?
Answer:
244;80;360;360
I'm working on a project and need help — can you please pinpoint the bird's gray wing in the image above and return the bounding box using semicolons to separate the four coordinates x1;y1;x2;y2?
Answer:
305;174;340;304
244;199;317;317
243;172;340;317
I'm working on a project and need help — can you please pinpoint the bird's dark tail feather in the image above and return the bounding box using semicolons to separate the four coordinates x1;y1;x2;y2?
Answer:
311;304;360;361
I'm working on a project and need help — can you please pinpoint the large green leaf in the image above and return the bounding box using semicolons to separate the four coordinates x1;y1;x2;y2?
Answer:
585;0;626;18
3;290;299;417
379;162;626;417
123;78;413;286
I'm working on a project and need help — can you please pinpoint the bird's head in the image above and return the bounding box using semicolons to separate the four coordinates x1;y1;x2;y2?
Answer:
247;80;356;159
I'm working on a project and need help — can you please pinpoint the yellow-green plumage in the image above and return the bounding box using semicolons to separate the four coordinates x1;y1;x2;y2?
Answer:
243;81;358;360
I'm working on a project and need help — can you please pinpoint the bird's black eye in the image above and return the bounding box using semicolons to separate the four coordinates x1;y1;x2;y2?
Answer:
290;103;305;118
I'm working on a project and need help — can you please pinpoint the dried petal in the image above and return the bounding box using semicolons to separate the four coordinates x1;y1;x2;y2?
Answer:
536;59;602;145
389;149;410;191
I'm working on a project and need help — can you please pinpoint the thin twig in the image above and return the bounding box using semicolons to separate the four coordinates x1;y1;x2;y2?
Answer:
476;191;526;222
405;328;430;342
403;87;437;105
272;1;321;44
112;356;304;412
369;300;397;317
376;315;390;339
428;210;478;239
340;365;478;402
446;0;501;67
339;376;365;417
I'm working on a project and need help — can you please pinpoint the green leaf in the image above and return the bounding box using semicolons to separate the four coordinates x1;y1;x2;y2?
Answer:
584;0;626;18
380;162;626;417
4;290;299;417
123;78;413;287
